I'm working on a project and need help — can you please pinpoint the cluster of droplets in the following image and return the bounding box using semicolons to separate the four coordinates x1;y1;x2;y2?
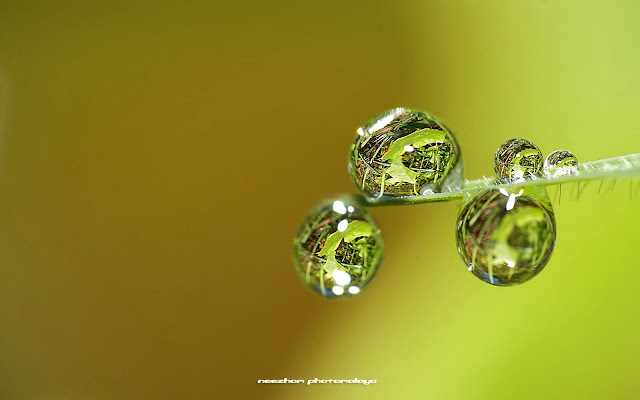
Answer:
457;139;579;286
294;108;576;297
493;138;579;183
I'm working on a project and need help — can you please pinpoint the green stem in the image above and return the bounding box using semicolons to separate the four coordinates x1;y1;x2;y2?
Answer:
357;153;640;207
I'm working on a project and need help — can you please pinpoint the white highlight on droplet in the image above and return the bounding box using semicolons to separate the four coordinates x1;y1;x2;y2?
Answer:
333;201;347;214
404;145;414;152
357;127;364;136
512;169;525;181
368;114;395;134
333;270;351;286
332;286;344;295
347;206;354;213
348;286;360;294
505;188;524;211
337;219;348;232
506;194;517;211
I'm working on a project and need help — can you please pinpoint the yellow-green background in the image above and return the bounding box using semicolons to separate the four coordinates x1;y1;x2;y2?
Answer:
0;1;638;399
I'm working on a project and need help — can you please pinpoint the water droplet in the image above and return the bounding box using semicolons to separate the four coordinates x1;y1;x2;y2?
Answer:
455;186;556;286
544;149;579;177
494;138;543;182
419;185;436;195
293;196;384;298
349;107;464;198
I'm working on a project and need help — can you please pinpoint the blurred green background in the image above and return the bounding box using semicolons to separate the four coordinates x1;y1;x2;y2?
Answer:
0;1;639;399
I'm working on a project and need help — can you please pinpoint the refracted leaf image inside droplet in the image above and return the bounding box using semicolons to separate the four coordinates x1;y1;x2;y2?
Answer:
293;196;384;298
544;149;579;178
348;107;463;198
455;186;556;286
494;138;543;182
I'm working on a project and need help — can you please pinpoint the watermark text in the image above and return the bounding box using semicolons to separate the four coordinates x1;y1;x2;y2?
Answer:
257;377;376;386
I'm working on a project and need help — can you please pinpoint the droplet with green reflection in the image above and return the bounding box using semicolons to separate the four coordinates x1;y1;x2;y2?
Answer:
494;138;543;182
293;196;384;298
455;186;556;286
544;149;579;177
348;107;463;198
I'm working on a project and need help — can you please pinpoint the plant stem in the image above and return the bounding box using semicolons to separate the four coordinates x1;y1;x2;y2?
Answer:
356;153;640;207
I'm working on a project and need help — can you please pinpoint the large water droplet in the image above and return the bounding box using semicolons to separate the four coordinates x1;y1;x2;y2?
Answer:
494;138;543;182
349;108;463;198
293;196;384;298
544;149;579;178
455;186;556;286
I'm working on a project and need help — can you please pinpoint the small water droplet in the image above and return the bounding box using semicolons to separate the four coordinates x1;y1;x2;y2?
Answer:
349;107;464;197
419;184;436;195
494;138;543;182
293;196;384;298
455;186;556;286
544;149;579;177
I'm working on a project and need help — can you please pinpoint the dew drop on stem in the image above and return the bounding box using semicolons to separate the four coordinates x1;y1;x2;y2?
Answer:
455;186;556;286
293;196;384;298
